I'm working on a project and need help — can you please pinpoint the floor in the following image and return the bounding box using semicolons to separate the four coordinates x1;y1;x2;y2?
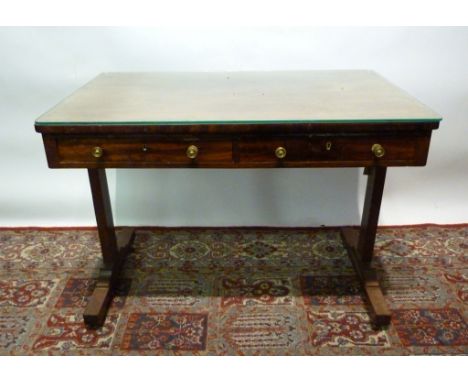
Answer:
0;225;466;355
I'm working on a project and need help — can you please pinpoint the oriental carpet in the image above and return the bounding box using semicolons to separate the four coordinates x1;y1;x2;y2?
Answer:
0;225;466;355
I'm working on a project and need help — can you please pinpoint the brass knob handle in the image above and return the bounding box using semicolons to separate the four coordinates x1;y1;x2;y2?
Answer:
92;146;103;158
186;145;199;159
275;146;287;159
371;144;385;158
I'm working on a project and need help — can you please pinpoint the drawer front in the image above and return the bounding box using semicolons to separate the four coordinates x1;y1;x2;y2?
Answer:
43;133;430;168
337;136;420;163
237;135;430;167
54;138;233;167
238;138;336;163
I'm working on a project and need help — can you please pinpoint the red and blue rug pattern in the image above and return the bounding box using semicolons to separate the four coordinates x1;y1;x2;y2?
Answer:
0;225;466;355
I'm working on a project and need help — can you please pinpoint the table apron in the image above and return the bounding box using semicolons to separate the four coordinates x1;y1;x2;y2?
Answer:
41;131;432;168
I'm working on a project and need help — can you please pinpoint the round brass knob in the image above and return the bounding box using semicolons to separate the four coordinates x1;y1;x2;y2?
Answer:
275;146;287;159
186;145;199;159
371;143;385;158
92;146;103;158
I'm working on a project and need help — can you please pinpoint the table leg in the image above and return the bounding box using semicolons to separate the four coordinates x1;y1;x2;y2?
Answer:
83;169;135;328
341;166;391;328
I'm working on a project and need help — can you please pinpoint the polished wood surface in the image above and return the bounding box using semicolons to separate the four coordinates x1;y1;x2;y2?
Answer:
87;169;118;267
83;228;134;327
36;120;438;135
83;169;136;327
358;166;388;263
340;166;391;327
341;228;391;327
35;71;440;329
35;71;441;125
41;130;432;168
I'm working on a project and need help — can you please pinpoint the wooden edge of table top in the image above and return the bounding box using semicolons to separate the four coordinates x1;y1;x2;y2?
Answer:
35;120;440;135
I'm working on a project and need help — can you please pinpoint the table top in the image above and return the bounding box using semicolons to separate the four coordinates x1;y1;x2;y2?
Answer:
35;71;441;126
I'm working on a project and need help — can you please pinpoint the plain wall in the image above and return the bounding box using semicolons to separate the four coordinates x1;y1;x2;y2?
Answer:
0;27;467;227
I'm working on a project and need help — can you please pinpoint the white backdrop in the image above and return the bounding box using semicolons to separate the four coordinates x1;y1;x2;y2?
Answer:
0;27;467;227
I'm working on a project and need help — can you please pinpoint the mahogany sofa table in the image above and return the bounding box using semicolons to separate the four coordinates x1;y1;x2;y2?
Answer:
35;71;441;328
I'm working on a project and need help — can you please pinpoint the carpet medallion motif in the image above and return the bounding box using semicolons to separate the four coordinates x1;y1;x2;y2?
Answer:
121;313;208;351
32;313;119;352
220;277;293;307
393;308;468;346
307;311;391;347
0;279;57;307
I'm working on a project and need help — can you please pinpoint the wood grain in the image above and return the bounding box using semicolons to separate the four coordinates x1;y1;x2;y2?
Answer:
41;131;432;168
358;166;387;263
341;227;391;328
35;120;439;135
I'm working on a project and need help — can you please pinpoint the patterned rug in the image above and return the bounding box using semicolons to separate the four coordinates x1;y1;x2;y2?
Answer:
0;225;466;355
